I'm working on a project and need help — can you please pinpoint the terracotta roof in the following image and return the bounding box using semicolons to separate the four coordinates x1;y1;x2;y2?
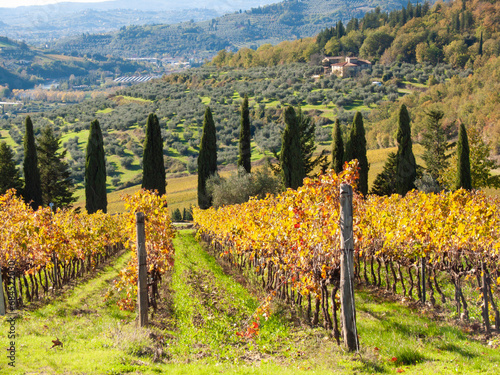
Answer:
332;61;368;67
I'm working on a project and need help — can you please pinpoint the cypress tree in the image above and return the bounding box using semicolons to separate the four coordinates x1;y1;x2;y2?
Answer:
23;116;42;209
85;119;107;213
142;113;166;196
0;141;23;195
280;106;305;189
297;107;327;176
349;112;369;195
172;208;182;222
479;31;483;56
237;94;251;173
396;104;417;195
371;152;397;196
37;125;76;208
331;119;344;174
197;107;218;209
455;123;472;190
421;109;452;182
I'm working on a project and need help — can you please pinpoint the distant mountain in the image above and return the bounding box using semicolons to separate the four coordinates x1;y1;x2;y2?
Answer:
0;1;278;44
51;0;418;60
0;1;277;13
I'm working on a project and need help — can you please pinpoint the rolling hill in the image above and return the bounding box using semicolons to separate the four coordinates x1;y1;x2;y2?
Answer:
0;1;279;45
51;0;421;59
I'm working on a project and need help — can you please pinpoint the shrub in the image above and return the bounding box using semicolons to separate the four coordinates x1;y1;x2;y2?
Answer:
206;165;283;208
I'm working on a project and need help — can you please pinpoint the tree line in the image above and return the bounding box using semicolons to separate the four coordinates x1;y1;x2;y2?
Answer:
197;94;485;212
0;112;172;214
211;0;499;69
0;93;490;215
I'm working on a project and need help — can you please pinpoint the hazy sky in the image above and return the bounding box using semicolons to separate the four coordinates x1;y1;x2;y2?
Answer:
0;0;106;8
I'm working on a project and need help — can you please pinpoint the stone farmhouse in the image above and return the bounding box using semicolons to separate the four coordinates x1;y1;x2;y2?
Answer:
322;56;371;77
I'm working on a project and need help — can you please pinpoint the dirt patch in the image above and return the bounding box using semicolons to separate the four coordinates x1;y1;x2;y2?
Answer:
71;308;97;316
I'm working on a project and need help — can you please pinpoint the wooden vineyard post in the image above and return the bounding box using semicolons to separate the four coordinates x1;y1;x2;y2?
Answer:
481;261;491;334
52;252;59;291
136;212;148;327
0;270;5;316
339;184;359;352
421;257;426;304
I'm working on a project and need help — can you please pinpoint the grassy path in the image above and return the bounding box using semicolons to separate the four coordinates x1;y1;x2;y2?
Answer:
1;230;499;374
0;251;142;374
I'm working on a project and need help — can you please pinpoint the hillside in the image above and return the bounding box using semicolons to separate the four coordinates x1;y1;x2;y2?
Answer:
52;0;417;59
211;0;499;69
0;1;278;44
0;59;460;198
1;0;499;203
0;36;154;90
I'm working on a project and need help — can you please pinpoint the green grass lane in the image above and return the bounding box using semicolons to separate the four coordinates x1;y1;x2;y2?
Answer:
0;251;157;374
1;230;498;374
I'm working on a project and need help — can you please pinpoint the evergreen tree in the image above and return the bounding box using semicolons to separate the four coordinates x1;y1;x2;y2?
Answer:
182;207;193;221
331;119;344;174
85;119;107;214
142;113;166;196
346;17;359;33
23;116;42;209
37;125;75;208
197;107;218;209
348;112;369;195
455;123;472;190
172;208;182;222
479;31;483;56
237;94;251;173
297;107;327;176
280;106;305;189
407;1;414;19
421;109;452;182
371;152;397;196
415;3;422;18
0;141;23;195
422;1;430;16
396;104;417;196
336;20;345;39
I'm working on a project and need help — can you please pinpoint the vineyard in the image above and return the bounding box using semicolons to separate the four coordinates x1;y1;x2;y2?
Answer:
0;189;175;312
1;171;500;372
194;162;500;342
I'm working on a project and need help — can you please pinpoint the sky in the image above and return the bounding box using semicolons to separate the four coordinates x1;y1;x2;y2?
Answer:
0;0;106;8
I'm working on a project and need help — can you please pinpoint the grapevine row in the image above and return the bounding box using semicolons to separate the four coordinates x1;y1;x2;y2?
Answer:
194;163;500;337
0;189;175;312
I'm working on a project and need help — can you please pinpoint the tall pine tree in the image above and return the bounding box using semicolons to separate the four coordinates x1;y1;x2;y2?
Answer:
479;31;483;56
37;125;75;208
23;116;42;209
297;107;327;176
237;94;251;173
421;109;452;182
455;122;472;190
85;119;107;213
198;107;218;209
280;106;305;189
371;152;397;196
349;112;369;195
0;141;23;195
142;113;166;196
396;104;417;195
331;119;344;174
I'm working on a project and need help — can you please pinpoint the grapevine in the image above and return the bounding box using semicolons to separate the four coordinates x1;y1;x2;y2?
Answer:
194;163;500;337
